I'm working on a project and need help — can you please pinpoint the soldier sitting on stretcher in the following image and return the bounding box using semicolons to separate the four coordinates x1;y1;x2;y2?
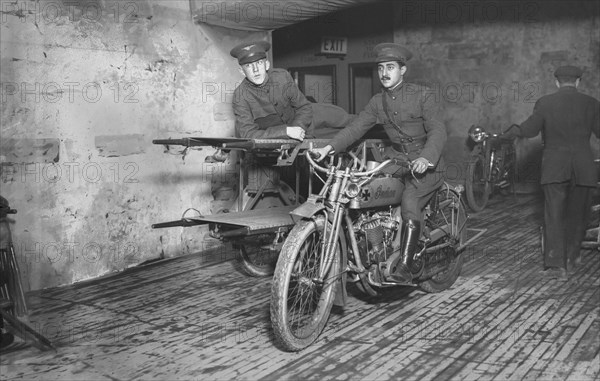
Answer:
230;41;355;140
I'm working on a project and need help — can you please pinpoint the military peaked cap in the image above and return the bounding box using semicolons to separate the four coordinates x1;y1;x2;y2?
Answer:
554;65;583;79
374;43;413;64
230;41;271;65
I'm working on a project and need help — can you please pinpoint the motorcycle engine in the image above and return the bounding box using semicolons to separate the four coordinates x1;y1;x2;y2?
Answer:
355;212;400;266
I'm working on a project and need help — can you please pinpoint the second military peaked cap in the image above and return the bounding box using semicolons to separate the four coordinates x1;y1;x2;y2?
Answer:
374;43;413;64
230;41;271;65
554;65;583;79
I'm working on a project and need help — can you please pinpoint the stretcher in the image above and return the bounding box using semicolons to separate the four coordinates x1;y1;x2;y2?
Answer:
152;136;389;276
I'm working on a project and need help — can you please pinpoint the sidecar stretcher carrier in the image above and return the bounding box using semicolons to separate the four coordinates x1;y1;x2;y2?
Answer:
150;137;390;238
151;136;393;276
151;205;297;239
151;137;332;238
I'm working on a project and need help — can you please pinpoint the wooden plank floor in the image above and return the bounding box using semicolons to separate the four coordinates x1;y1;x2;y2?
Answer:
1;193;599;380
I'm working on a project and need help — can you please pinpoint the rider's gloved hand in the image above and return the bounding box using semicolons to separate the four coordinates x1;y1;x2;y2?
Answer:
286;126;306;141
310;145;333;162
411;157;433;174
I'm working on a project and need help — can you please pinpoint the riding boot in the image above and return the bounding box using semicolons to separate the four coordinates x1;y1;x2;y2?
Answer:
391;219;420;282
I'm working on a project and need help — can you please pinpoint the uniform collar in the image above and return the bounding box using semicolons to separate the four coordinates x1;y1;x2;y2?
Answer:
558;85;578;93
385;80;405;94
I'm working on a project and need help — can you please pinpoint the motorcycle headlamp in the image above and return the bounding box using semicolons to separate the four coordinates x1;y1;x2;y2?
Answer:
469;125;487;143
345;182;360;198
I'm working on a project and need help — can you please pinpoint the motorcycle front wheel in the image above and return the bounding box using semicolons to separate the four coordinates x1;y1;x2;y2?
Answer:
270;215;340;351
498;148;517;196
465;155;491;212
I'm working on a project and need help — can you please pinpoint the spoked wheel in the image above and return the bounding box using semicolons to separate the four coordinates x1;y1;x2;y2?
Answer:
235;234;280;277
419;186;467;293
233;180;300;277
465;155;490;212
499;148;517;196
270;215;340;351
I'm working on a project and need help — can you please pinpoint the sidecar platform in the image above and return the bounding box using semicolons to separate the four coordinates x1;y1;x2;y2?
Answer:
152;205;297;237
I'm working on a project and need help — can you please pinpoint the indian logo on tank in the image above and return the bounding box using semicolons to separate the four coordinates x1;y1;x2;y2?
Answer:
374;185;396;199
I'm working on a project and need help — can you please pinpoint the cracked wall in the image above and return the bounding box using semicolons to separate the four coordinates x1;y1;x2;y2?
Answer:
0;0;266;290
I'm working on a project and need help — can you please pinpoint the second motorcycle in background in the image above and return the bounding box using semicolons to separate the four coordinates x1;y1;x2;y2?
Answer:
465;124;520;212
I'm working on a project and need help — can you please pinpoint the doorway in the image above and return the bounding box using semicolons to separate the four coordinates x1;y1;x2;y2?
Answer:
349;63;381;113
288;65;336;104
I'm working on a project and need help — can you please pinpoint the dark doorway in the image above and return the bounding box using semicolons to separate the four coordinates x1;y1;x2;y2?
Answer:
349;63;381;113
288;65;337;104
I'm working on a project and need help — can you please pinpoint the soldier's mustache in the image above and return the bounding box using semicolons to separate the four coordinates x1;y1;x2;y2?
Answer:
381;76;391;81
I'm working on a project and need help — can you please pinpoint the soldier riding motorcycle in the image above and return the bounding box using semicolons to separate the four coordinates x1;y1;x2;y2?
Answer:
269;143;468;351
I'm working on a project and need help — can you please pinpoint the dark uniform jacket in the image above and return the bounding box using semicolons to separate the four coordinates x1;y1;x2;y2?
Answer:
232;68;312;139
519;86;600;186
329;82;446;165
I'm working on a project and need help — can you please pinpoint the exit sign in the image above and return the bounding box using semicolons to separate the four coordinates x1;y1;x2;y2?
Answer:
321;37;347;55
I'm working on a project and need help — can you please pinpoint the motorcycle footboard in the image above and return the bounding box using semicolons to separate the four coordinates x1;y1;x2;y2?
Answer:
152;205;297;234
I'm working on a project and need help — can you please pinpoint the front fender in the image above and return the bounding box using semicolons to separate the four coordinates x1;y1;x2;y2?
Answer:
333;227;348;307
290;200;349;307
290;196;326;223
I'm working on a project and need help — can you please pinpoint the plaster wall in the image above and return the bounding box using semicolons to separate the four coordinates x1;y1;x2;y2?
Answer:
0;0;267;290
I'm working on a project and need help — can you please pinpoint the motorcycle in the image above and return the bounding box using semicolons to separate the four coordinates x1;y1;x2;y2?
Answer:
0;196;54;350
465;124;520;212
269;143;468;351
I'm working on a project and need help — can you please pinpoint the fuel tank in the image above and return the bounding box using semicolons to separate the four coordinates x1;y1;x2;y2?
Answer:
349;176;403;209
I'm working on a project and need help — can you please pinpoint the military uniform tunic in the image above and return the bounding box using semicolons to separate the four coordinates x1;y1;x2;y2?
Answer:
232;68;312;139
329;82;447;220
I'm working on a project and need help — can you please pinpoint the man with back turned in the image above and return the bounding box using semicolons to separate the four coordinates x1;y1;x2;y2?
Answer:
517;65;600;279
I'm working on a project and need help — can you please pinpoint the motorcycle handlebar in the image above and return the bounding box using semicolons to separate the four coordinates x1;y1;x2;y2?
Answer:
305;147;405;177
502;123;521;135
486;124;521;140
353;159;395;176
305;149;330;173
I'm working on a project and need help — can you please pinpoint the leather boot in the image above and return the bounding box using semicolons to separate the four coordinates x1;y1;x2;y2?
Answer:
390;219;420;282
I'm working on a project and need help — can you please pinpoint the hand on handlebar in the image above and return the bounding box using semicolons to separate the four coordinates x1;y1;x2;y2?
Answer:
502;123;521;136
411;157;433;174
310;145;333;162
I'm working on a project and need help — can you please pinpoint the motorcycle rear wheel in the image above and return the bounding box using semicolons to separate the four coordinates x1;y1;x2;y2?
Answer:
419;188;467;293
465;155;490;212
270;215;340;351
